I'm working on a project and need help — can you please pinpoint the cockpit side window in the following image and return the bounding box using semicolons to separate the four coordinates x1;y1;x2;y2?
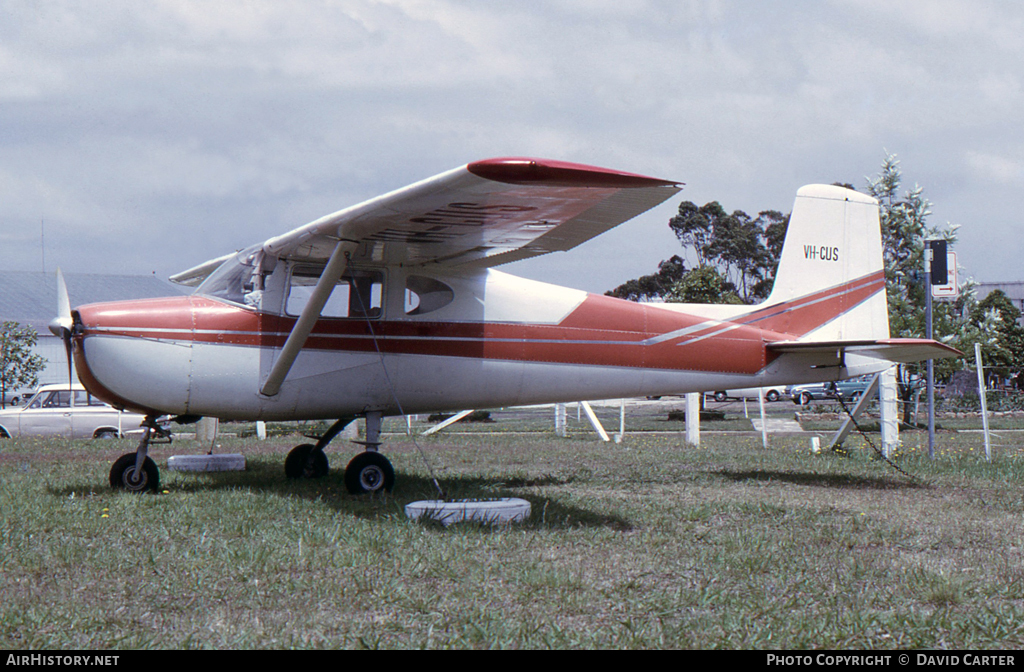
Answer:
405;275;455;315
286;266;384;319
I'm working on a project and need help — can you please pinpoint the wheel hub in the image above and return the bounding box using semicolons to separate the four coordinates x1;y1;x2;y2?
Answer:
124;467;147;490
359;465;384;491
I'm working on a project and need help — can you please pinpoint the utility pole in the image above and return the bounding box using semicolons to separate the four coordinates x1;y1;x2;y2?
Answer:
925;239;948;459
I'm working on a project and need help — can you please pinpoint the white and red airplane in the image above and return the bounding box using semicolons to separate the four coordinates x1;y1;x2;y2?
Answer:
51;157;960;494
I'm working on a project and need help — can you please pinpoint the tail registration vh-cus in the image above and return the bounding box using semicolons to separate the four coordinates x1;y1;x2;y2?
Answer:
51;157;960;493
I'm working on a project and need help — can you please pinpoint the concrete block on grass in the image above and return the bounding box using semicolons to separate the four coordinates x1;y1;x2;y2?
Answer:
167;454;246;472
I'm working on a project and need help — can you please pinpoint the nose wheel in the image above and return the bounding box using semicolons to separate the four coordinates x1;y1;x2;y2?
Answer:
110;453;159;492
109;415;169;493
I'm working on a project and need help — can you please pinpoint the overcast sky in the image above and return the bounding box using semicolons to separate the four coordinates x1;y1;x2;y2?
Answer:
2;0;1022;294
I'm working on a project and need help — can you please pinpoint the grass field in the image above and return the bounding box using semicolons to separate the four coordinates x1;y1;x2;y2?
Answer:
2;415;1024;649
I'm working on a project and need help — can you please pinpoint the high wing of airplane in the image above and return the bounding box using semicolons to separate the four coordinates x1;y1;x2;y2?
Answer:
58;157;961;494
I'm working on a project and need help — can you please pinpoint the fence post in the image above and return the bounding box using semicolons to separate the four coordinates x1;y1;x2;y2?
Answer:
686;393;700;446
880;366;899;457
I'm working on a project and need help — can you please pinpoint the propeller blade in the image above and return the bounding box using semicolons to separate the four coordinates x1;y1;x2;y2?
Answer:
48;268;73;336
47;268;75;390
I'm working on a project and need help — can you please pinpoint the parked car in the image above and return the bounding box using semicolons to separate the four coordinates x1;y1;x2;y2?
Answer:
0;384;148;439
708;387;785;403
785;382;830;405
787;375;876;406
830;376;876;402
1;390;29;408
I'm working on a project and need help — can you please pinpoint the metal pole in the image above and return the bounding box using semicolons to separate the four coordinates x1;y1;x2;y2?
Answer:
975;343;992;461
422;409;474;436
579;401;610;442
926;246;935;458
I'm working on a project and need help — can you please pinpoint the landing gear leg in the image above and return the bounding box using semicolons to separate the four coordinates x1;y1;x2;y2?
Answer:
110;415;169;492
345;411;395;495
284;416;355;479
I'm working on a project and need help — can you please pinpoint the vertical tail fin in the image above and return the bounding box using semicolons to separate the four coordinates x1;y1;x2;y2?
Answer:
764;185;889;341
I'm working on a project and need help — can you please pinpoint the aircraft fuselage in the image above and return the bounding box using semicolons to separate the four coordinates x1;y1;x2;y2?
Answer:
72;263;888;420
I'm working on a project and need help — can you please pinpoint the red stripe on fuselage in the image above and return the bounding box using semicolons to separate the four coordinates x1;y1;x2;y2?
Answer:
74;272;882;376
742;271;885;335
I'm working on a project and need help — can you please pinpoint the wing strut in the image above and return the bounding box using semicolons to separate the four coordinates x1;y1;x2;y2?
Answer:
260;240;358;397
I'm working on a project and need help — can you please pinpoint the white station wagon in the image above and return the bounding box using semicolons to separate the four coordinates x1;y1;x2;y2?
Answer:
0;383;147;439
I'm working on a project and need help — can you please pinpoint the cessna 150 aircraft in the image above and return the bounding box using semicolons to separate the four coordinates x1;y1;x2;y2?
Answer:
50;157;960;494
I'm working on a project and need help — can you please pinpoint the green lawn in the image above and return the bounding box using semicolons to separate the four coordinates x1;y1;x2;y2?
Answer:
2;427;1023;649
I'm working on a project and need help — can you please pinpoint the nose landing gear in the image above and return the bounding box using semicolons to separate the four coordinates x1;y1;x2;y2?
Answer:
284;411;395;495
109;415;171;493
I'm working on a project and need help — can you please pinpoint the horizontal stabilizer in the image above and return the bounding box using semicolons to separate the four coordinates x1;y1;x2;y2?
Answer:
767;338;962;364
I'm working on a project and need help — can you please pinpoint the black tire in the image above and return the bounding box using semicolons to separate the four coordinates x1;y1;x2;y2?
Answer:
95;429;119;439
849;391;862;403
714;392;728;402
765;390;780;402
799;392;813;406
344;451;395;495
110;453;160;492
284;444;329;479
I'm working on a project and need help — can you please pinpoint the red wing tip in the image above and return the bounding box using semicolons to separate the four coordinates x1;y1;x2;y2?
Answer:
467;157;681;188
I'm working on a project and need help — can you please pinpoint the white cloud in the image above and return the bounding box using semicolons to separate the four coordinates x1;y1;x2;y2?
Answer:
965;150;1024;186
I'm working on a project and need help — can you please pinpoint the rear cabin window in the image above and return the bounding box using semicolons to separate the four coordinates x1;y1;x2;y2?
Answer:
286;267;383;319
404;275;455;316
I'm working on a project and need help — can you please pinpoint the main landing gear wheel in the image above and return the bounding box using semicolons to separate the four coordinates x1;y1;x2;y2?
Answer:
110;453;160;493
345;451;395;495
285;444;329;479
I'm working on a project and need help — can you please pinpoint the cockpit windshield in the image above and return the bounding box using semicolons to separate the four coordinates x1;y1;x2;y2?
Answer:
194;244;264;306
